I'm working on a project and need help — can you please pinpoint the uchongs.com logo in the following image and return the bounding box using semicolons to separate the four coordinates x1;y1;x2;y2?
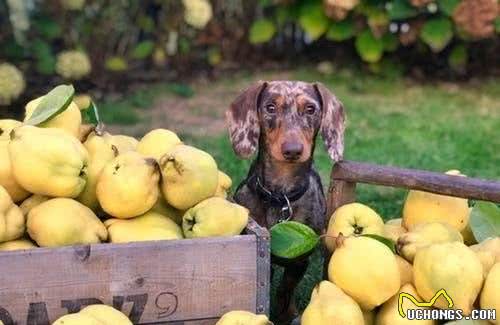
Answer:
398;288;497;322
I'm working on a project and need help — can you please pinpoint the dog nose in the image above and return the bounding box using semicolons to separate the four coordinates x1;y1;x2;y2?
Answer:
281;141;304;161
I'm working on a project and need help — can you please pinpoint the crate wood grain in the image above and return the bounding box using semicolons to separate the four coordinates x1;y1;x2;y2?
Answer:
0;219;270;325
327;160;500;218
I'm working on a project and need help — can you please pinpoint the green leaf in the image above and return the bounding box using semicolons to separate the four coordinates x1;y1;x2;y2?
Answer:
495;18;500;33
448;44;468;71
382;33;399;52
438;0;461;16
32;40;56;74
326;20;356;41
81;101;100;125
470;202;500;243
249;19;277;44
25;85;75;126
361;234;397;253
355;30;384;63
419;17;453;52
131;40;155;59
270;221;320;259
387;0;418;20
105;56;128;72
299;2;330;40
33;17;62;40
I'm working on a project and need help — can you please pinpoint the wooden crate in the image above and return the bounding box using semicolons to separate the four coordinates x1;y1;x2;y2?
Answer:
0;218;270;325
327;160;500;219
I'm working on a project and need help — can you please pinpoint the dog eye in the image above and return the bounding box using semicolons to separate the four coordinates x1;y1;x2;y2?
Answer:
265;104;276;114
305;104;316;114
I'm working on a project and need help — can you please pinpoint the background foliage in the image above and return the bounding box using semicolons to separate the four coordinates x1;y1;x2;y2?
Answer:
0;0;499;108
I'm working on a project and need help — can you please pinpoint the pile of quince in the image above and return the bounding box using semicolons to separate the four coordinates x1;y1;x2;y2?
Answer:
305;172;499;325
0;87;248;251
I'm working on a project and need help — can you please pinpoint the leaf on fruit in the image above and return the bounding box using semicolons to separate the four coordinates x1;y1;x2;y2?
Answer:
419;17;453;52
326;19;356;41
438;0;461;16
25;85;75;126
249;19;276;44
470;201;500;243
299;2;330;40
355;30;384;63
361;234;397;253
81;101;101;125
270;221;320;259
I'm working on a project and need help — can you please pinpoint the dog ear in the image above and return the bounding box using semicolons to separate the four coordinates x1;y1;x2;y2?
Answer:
314;82;346;162
226;81;267;158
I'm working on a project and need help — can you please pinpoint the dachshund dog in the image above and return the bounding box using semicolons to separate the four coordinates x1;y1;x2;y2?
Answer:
226;81;346;323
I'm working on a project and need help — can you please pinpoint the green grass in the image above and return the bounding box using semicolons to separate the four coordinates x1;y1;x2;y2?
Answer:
110;68;500;323
98;83;194;125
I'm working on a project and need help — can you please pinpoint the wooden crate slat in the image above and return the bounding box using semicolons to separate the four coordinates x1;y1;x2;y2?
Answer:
331;161;500;203
0;236;259;325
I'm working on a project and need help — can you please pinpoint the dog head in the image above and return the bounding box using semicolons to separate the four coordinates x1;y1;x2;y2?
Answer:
226;81;345;163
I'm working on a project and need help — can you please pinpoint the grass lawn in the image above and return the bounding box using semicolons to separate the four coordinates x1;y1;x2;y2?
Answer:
104;67;500;321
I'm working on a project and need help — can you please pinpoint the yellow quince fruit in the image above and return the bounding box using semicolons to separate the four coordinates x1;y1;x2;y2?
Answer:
0;238;36;251
216;310;272;325
403;171;469;232
97;151;160;218
160;144;218;210
77;132;118;210
214;170;232;198
52;313;102;325
397;222;463;262
396;255;414;287
480;262;499;325
183;197;248;238
384;218;407;242
109;134;138;153
25;95;81;138
137;128;182;161
27;198;107;247
375;283;437;325
413;242;483;315
19;194;50;216
0;119;30;202
79;304;133;325
470;237;500;276
325;203;384;252
150;196;183;224
328;236;400;310
9;125;88;197
302;280;365;325
105;211;183;243
0;185;25;243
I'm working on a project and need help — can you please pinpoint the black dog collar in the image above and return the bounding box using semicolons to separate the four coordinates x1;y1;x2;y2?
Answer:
244;174;310;221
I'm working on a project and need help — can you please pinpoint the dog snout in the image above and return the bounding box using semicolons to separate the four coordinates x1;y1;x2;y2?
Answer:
281;141;304;161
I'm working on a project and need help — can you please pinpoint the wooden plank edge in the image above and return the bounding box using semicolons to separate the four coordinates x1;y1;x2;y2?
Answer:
331;160;500;203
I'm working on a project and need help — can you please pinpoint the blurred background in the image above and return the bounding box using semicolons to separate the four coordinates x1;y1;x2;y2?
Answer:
1;0;499;316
